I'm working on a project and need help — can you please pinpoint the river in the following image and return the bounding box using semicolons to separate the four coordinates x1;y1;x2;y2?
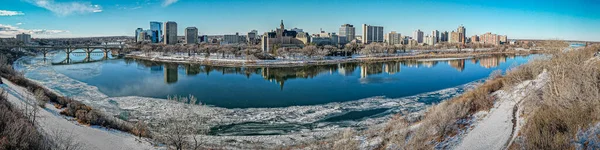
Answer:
14;50;537;136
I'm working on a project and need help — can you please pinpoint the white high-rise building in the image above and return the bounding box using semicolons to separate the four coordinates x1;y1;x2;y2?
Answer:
339;24;355;44
424;35;436;46
362;24;384;44
185;27;198;44
163;21;178;45
413;29;424;43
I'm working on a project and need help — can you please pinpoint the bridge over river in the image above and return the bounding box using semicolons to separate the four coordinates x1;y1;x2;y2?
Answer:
3;44;127;65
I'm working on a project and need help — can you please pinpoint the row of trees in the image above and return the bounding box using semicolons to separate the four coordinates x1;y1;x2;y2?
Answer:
134;43;263;59
127;40;532;60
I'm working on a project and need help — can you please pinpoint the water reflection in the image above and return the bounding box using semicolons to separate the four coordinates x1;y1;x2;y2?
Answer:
48;53;534;108
121;54;525;89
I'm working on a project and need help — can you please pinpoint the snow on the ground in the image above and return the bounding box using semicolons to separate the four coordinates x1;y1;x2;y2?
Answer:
455;71;547;150
0;78;159;150
13;54;480;148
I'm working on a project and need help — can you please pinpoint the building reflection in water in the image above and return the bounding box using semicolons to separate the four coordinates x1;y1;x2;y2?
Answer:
127;54;515;89
164;64;178;84
184;64;201;76
448;59;465;72
477;55;507;69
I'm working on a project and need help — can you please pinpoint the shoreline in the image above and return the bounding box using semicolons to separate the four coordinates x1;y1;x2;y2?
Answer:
125;50;540;67
12;53;487;149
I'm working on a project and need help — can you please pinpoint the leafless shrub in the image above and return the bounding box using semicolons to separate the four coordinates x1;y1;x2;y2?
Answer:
159;96;206;150
46;129;85;150
34;89;49;108
0;89;47;149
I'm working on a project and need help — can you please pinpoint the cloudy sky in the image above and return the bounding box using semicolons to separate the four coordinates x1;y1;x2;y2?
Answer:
1;0;599;41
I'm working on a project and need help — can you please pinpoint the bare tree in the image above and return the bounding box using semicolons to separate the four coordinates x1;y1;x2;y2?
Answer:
302;45;318;59
160;96;207;150
47;129;86;150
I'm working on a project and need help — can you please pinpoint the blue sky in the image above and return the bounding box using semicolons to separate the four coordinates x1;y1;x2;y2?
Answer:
1;0;599;41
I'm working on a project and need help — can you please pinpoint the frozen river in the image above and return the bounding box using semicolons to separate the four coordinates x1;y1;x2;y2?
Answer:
14;51;536;136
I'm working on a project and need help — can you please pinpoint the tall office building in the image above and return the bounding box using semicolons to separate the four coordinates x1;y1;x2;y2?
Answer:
457;25;466;44
361;24;384;44
185;27;198;44
137;31;147;42
163;21;178;45
135;28;144;42
432;30;440;43
150;21;163;43
16;33;31;44
339;24;355;44
386;31;401;45
413;29;424;43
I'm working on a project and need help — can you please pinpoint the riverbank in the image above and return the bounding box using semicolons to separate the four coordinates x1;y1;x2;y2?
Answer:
0;78;158;150
313;44;600;149
125;50;539;67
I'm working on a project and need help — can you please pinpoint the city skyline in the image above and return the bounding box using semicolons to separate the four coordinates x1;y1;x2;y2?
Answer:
1;0;599;41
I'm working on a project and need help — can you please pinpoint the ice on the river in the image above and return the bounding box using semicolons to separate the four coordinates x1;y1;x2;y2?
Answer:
14;53;478;148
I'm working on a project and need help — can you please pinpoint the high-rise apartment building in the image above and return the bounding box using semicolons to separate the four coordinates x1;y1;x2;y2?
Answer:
16;33;31;44
339;24;355;44
480;32;500;45
163;21;178;45
432;30;440;43
424;35;436;46
135;28;144;42
185;27;198;44
413;29;424;43
450;31;460;43
471;35;479;43
361;24;384;44
441;31;449;42
457;25;466;44
150;22;163;43
386;31;402;45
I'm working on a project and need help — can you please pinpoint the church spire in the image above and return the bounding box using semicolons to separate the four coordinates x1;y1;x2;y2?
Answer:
280;20;284;30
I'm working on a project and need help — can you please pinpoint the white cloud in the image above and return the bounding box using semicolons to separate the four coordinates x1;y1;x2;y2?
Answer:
0;24;68;38
16;23;23;26
162;0;179;7
0;10;25;16
25;0;102;16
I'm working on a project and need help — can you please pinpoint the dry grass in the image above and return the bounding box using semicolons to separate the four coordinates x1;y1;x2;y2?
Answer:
515;45;600;149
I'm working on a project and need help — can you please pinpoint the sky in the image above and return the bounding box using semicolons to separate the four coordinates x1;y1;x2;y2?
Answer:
1;0;599;41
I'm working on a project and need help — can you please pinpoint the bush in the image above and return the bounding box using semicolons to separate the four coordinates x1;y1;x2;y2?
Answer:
0;89;47;149
519;45;600;149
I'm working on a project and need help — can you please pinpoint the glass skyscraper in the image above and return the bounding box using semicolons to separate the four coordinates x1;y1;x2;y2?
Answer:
150;21;163;43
